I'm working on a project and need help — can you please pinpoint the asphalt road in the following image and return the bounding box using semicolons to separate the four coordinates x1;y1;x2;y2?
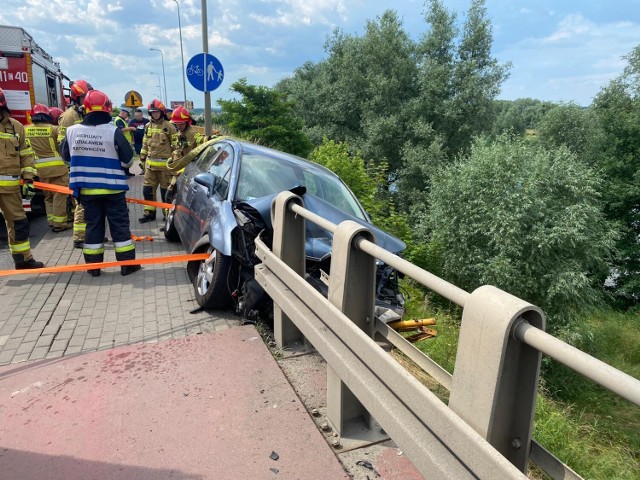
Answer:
0;211;50;270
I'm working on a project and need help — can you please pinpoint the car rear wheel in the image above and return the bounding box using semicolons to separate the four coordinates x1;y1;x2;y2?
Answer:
191;245;232;309
163;200;179;242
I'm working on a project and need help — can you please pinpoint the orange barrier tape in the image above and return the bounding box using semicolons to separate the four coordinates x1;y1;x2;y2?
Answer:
131;235;154;242
0;253;209;277
31;181;174;210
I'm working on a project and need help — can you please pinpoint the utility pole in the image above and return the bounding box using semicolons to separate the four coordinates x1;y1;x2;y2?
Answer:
150;48;167;105
201;0;211;135
172;0;188;106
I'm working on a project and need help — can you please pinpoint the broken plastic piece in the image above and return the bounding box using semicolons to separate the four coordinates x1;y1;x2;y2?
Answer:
270;451;279;461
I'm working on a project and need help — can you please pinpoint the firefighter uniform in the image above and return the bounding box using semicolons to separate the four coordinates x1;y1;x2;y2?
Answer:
166;125;209;203
62;90;138;277
25;121;70;230
139;115;175;221
58;106;86;244
0;110;43;269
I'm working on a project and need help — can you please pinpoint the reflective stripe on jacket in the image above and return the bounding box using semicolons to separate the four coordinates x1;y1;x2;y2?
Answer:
68;123;129;196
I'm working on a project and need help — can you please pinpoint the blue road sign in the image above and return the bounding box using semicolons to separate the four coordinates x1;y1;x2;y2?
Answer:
186;53;224;92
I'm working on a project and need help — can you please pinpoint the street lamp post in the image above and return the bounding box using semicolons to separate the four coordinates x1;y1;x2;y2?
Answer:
150;47;168;105
149;72;163;101
172;0;188;106
201;0;211;135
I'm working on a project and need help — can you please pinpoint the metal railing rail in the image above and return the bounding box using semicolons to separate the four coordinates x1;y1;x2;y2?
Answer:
255;191;640;480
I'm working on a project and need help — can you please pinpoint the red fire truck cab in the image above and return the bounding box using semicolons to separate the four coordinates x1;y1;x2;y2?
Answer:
0;25;68;125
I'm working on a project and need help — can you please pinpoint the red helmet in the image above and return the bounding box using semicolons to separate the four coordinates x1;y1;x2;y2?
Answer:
31;104;50;116
147;99;166;113
49;107;64;123
0;87;7;109
171;106;192;124
83;90;113;114
69;79;93;100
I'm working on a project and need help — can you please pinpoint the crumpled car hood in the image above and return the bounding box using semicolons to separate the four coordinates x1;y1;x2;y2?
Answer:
241;192;406;261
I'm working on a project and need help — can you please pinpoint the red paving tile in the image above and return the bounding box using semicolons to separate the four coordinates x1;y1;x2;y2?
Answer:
0;325;349;480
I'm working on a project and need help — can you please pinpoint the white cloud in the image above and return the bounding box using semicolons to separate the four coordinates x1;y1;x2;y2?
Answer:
249;0;349;28
107;2;124;13
543;14;594;43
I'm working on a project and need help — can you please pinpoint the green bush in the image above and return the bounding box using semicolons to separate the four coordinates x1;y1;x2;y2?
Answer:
427;134;617;328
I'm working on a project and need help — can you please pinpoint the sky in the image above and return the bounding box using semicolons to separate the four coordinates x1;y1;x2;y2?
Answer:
1;0;639;109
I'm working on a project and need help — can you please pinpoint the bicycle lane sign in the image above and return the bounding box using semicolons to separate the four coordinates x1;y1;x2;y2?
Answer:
186;53;224;92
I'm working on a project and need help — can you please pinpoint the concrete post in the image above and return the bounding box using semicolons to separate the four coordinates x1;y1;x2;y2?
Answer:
270;191;305;347
448;285;546;472
326;221;376;435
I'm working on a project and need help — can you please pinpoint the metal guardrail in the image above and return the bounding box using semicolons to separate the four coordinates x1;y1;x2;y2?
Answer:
254;191;640;480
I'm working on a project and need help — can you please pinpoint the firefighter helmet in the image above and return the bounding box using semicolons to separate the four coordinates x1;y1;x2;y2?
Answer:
83;90;113;114
31;104;50;116
69;79;93;100
171;106;192;125
49;107;64;124
147;99;166;113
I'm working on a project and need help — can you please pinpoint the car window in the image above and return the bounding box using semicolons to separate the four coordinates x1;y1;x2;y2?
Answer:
235;152;366;220
194;144;220;171
209;145;234;199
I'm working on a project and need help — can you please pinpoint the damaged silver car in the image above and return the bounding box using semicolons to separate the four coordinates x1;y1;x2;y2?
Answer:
164;138;405;321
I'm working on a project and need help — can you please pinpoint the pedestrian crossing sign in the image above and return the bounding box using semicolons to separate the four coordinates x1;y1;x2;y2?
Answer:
124;90;143;108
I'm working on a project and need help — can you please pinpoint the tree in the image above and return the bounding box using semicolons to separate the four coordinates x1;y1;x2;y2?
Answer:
592;46;640;302
427;135;616;327
218;78;312;157
277;10;418;180
309;138;411;243
536;103;603;164
490;98;556;137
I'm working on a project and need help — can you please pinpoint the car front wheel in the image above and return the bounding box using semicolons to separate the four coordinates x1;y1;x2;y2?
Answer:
190;245;232;309
163;200;180;242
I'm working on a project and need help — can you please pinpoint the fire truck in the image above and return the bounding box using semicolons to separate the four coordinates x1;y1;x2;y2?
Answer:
0;26;68;213
0;25;68;125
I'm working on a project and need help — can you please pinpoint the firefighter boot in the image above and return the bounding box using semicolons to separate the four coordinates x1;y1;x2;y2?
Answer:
121;265;142;276
13;254;45;270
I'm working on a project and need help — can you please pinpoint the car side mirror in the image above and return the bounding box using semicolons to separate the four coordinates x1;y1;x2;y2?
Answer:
194;172;217;196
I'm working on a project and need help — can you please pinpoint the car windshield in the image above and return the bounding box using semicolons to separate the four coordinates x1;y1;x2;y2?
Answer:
236;152;366;220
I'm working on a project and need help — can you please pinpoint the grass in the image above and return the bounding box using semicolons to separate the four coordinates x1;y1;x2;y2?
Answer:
398;278;640;479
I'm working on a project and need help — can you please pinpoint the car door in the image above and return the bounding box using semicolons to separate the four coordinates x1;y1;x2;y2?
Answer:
185;143;235;252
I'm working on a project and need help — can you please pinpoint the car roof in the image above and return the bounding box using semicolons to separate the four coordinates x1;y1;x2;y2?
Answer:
225;139;341;180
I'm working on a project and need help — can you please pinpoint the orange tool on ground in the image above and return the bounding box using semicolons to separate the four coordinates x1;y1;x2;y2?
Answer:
387;318;437;332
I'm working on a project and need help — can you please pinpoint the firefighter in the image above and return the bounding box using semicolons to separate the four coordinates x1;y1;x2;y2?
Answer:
166;106;211;205
49;107;63;125
0;88;45;269
113;108;135;177
61;90;139;277
138;99;175;223
25;104;70;232
58;79;93;248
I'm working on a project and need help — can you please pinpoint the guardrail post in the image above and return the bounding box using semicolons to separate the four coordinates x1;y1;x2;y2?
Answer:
448;285;545;473
326;220;376;435
270;191;305;347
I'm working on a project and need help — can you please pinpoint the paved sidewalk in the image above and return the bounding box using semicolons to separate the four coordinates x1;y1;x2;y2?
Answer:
0;326;349;480
0;168;241;366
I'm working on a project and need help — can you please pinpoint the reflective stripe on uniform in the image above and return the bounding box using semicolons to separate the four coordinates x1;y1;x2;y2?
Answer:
9;240;30;254
0;175;20;187
0;132;16;140
83;243;104;255
51;215;67;223
114;240;135;253
73;223;86;232
80;188;125;195
147;157;169;168
35;156;66;168
21;166;37;176
20;146;35;157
